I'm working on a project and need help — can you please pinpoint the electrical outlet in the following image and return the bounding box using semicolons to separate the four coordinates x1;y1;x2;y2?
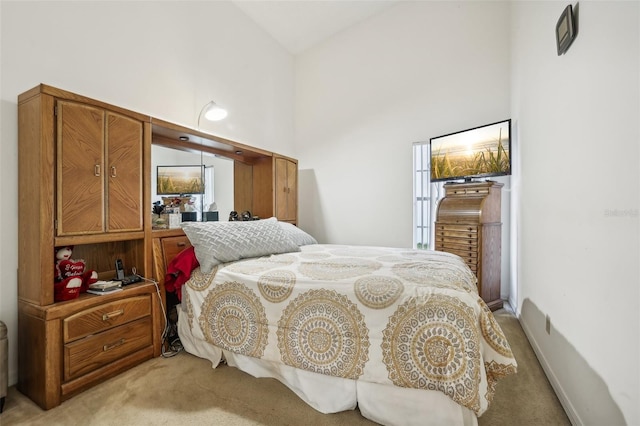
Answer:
545;315;551;334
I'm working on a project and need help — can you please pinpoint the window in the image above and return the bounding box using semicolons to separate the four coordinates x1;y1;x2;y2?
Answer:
203;165;215;210
413;142;431;249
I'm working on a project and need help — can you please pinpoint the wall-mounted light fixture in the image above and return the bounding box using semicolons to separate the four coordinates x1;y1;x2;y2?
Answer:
198;100;228;128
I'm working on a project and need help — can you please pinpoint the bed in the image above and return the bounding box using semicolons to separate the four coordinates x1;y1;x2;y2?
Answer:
153;218;517;426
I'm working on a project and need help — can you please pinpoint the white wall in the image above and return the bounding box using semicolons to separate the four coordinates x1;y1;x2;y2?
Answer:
295;1;511;249
511;2;639;425
294;2;512;294
0;1;294;386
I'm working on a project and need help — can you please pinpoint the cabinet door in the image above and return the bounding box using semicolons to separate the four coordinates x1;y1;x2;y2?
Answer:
57;101;105;235
106;112;143;232
285;159;297;220
56;103;143;236
275;157;297;222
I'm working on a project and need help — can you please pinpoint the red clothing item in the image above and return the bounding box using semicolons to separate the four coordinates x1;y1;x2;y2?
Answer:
165;246;199;300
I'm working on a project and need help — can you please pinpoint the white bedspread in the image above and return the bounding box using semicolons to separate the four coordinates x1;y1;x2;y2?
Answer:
177;245;516;425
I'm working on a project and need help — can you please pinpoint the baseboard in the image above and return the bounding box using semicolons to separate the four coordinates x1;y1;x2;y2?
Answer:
518;315;582;426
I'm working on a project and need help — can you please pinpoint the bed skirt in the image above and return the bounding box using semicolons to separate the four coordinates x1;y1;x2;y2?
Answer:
177;305;478;426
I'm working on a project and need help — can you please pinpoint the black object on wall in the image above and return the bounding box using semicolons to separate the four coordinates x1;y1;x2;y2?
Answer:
556;4;578;55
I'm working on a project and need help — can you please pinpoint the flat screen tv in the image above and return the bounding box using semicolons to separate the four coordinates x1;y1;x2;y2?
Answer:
430;119;511;183
156;165;205;195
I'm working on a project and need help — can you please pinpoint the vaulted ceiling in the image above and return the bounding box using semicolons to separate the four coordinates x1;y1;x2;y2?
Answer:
232;1;397;54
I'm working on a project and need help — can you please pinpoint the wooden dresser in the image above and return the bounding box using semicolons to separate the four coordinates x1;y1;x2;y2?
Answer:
434;181;503;310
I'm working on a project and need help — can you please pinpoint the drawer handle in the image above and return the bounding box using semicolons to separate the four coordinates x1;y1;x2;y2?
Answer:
177;242;186;247
103;338;125;352
102;309;124;321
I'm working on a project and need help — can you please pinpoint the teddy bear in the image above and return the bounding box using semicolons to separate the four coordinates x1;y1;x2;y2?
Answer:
54;246;98;301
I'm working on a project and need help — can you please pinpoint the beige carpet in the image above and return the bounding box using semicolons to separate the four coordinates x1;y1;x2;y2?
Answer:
1;309;570;426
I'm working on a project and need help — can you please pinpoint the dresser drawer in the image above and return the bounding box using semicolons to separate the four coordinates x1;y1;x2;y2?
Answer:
63;295;151;343
161;236;192;265
450;250;478;264
435;224;478;237
434;245;478;272
64;317;152;381
437;245;478;258
435;236;478;250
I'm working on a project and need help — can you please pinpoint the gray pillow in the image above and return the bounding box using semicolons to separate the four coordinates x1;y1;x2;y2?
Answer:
279;221;318;246
182;217;300;273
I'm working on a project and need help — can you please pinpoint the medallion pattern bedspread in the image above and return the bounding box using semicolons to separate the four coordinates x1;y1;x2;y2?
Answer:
179;244;517;415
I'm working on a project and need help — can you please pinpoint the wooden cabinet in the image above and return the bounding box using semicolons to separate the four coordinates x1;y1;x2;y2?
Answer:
17;84;160;410
56;101;143;236
274;156;297;223
234;155;298;224
17;83;299;409
434;181;503;310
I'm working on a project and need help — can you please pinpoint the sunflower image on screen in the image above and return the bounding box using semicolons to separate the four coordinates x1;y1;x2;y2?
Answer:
430;119;511;182
157;165;205;195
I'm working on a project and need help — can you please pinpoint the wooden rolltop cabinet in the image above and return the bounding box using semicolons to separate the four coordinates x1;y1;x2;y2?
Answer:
435;181;503;310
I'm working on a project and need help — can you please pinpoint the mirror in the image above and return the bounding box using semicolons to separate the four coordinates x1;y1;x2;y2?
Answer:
151;144;234;224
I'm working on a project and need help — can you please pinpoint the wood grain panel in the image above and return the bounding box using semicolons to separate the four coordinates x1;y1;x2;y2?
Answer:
161;236;192;266
63;295;151;342
18;93;56;305
60;347;153;400
64;317;152;381
69;239;145;279
275;157;297;222
106;112;143;232
251;157;274;220
233;161;253;214
56;101;105;235
480;224;502;306
17;308;62;409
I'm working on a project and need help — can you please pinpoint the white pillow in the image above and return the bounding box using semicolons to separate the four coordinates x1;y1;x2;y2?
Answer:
279;222;317;246
182;217;300;273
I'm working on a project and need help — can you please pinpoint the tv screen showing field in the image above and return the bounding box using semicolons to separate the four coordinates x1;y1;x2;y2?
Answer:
430;120;510;182
157;165;204;195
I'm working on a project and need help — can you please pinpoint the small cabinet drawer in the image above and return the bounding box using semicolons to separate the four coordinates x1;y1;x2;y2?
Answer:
64;317;152;381
436;240;478;257
161;236;192;265
435;224;478;235
63;295;151;343
435;237;478;250
447;187;490;197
